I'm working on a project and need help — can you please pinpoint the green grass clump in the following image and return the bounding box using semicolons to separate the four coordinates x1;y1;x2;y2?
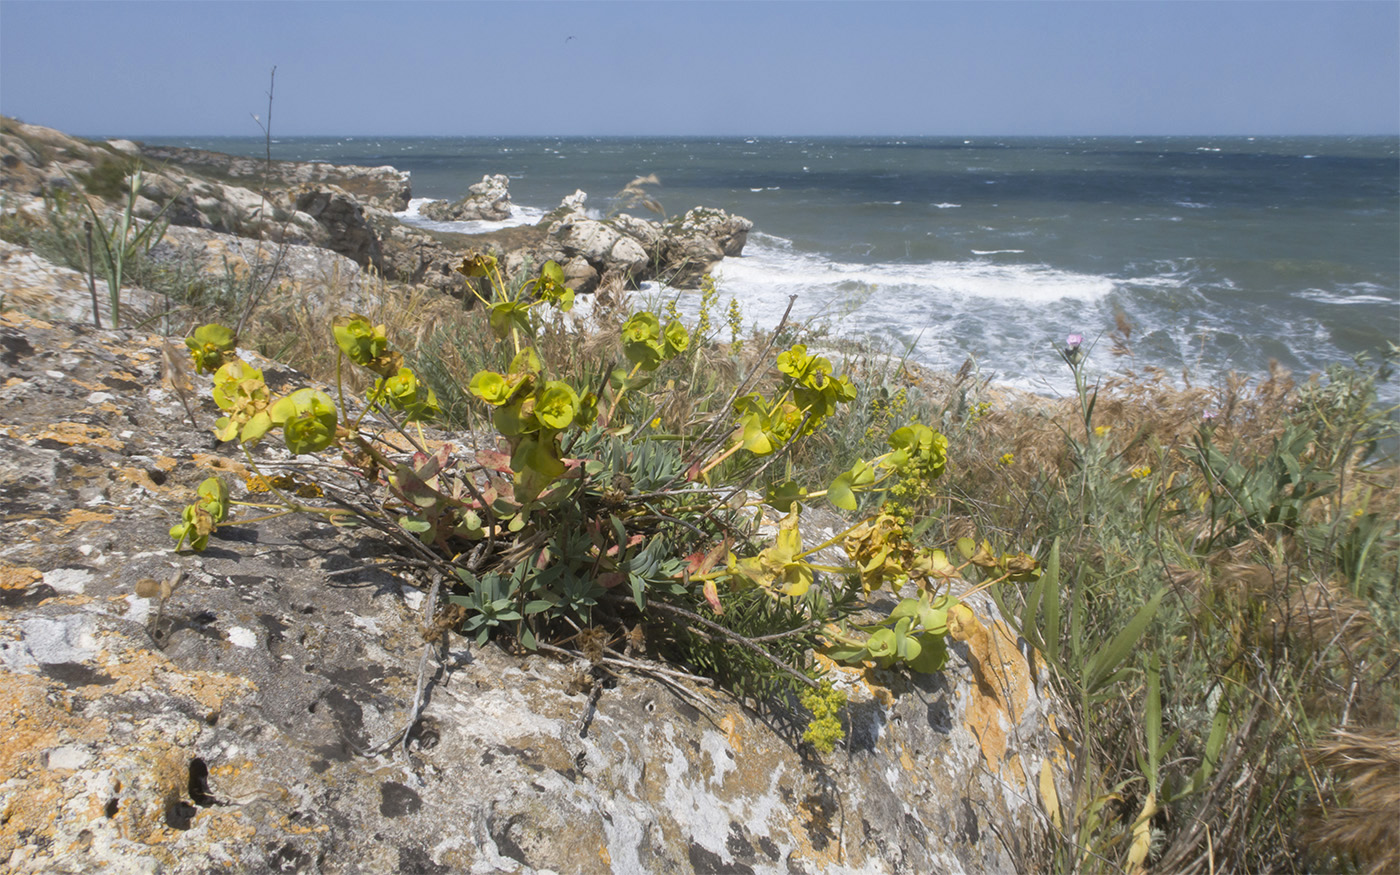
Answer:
842;325;1399;874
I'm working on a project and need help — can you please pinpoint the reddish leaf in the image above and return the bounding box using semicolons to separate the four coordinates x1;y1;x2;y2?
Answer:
703;579;724;615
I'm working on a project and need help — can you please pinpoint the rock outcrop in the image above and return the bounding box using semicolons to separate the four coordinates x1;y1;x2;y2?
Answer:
0;117;758;301
0;265;1066;872
419;174;513;222
534;192;753;291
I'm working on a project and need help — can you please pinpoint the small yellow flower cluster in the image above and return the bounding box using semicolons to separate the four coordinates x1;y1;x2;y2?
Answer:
1094;425;1112;437
1130;465;1152;479
864;387;910;442
696;274;718;342
999;452;1015;466
726;297;744;351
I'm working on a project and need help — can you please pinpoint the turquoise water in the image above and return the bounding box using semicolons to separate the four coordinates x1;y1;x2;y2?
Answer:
148;135;1399;398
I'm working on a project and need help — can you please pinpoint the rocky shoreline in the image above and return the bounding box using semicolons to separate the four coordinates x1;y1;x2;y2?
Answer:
2;118;754;306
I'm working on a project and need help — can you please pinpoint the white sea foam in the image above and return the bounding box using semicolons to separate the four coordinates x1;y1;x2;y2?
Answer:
971;249;1026;255
1295;286;1398;306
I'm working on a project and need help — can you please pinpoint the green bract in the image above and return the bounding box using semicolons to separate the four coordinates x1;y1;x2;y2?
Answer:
210;360;272;444
622;311;663;371
185;323;237;374
170;476;230;552
663;320;690;358
270;388;338;455
828;459;877;511
776;344;831;386
528;261;574;312
535;380;580;430
488;300;533;340
887;423;948;477
374;367;441;423
169;504;212;552
333;314;399;375
196;476;230;522
211;359;263;411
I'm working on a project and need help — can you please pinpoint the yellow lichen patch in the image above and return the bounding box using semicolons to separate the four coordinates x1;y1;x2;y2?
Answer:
69;377;109;394
719;713;744;754
61;508;115;529
101;642;256;714
0;564;42;590
4;377;23;388
0;674;109;861
154;455;180;472
0;671;94;777
37;595;94;608
22;421;124;450
899;744;917;777
958;615;1035;786
0;311;53;330
192;452;252;479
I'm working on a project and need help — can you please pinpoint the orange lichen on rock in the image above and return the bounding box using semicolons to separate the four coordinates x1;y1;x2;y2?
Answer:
718;712;744;754
0;311;53;330
0;673;108;860
100;641;257;713
0;564;42;590
952;609;1038;785
60;508;116;528
21;421;124;450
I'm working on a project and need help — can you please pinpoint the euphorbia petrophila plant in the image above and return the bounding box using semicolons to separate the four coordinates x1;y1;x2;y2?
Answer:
165;257;1043;755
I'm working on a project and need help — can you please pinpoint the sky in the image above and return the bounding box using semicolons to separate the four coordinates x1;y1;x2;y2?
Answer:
1;1;1396;137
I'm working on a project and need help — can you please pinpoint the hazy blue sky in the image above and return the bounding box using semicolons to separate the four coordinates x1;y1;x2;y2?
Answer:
2;1;1396;136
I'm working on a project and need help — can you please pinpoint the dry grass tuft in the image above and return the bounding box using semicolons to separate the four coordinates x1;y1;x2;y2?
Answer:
1306;729;1400;874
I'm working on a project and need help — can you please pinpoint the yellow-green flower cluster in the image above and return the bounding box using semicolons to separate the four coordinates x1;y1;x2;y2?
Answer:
799;680;848;754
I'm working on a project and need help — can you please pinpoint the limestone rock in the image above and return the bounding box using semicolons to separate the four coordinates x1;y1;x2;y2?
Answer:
659;229;725;289
560;255;599;295
675;206;754;258
658;208;754;287
550;217;653;286
290;184;383;269
419;174;513;223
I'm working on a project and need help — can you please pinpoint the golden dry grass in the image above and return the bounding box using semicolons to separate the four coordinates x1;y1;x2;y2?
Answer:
1306;729;1400;875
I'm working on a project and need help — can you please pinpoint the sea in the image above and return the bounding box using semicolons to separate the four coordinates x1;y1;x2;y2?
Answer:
146;135;1400;402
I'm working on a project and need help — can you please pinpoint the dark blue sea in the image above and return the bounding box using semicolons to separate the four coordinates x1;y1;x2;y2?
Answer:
148;135;1400;400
